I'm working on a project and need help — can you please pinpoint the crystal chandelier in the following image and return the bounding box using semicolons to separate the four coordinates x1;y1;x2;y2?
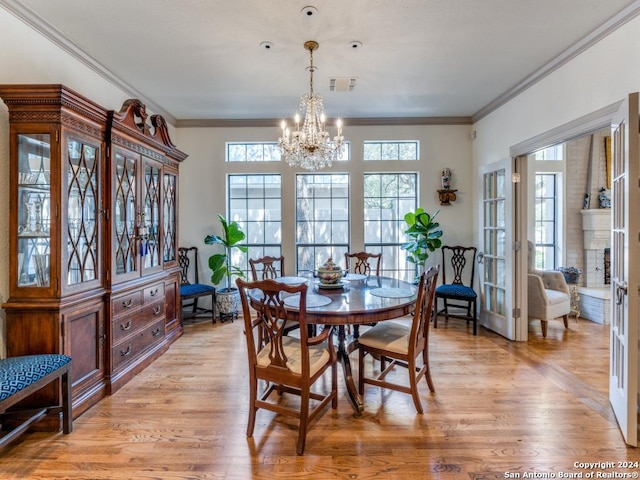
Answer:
279;40;345;171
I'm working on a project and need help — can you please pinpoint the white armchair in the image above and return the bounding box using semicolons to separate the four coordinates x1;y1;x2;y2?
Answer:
527;241;571;337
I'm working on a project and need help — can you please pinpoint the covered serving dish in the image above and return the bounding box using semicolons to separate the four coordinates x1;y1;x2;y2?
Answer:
315;258;344;284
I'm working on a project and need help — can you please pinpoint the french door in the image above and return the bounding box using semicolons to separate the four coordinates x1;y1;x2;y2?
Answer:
609;92;639;446
478;160;517;340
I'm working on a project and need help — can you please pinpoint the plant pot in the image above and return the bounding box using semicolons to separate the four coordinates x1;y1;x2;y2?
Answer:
216;287;240;322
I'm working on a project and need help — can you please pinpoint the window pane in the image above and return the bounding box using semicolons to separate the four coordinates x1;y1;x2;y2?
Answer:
227;174;282;278
296;174;349;272
364;173;417;281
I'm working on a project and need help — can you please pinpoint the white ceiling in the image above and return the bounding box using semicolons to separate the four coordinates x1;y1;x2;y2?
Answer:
2;0;638;124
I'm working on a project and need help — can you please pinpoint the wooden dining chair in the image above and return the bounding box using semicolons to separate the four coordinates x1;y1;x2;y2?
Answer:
434;245;478;335
178;247;216;323
236;277;338;455
249;255;285;280
344;251;382;276
357;265;440;414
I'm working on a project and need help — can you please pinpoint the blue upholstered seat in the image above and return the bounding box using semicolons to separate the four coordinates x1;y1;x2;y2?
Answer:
180;283;216;297
0;354;72;401
435;284;477;300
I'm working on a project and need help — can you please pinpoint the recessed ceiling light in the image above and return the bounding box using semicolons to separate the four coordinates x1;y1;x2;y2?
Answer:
301;6;318;17
349;41;362;49
260;41;274;50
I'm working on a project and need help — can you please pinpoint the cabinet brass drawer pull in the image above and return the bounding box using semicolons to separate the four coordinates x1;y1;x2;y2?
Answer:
122;299;133;308
120;346;132;357
120;320;132;331
152;328;161;337
152;306;161;315
150;288;159;297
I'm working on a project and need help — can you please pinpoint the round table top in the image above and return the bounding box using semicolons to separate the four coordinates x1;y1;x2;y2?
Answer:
284;275;418;325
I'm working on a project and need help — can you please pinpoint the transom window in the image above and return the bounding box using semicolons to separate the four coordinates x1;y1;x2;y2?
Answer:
228;174;282;278
226;142;281;162
532;144;563;161
363;141;419;161
364;173;417;282
295;174;349;273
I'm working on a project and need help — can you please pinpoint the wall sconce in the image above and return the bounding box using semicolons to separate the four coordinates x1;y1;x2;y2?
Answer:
438;168;457;205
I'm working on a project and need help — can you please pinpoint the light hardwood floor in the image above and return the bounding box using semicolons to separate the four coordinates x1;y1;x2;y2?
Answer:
1;316;638;479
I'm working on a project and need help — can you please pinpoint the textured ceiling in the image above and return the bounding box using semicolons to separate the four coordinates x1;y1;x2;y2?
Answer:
2;0;637;123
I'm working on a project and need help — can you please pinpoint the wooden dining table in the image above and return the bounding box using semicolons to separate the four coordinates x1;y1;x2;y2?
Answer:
279;274;418;414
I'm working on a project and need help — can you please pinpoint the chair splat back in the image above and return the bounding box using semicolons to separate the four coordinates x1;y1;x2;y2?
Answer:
344;251;382;276
443;246;476;287
249;255;285;281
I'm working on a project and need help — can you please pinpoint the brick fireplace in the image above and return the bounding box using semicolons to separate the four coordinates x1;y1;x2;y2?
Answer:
579;209;611;324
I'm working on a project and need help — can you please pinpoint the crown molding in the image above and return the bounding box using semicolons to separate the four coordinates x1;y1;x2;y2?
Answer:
0;0;177;125
176;116;473;128
472;0;640;123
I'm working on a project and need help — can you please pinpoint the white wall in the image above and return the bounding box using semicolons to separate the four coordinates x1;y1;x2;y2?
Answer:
176;124;474;280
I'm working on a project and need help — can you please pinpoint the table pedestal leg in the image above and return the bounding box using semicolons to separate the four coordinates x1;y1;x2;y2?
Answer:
337;325;364;415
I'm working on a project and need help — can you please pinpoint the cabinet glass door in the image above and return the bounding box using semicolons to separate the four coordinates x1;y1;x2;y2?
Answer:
162;171;177;263
17;134;51;288
67;138;99;286
114;151;137;277
142;158;162;271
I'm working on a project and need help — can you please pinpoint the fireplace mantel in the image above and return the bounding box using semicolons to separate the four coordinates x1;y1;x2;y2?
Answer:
580;209;611;250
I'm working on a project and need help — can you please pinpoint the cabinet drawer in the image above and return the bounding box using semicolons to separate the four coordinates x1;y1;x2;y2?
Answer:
112;319;165;370
143;283;165;304
112;290;143;317
111;300;164;344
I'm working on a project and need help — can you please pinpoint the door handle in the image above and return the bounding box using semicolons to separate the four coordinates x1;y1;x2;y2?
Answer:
616;282;628;305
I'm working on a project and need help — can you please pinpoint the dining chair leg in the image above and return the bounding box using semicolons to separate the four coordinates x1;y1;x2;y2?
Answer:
408;360;424;414
247;377;258;437
358;350;365;395
297;390;310;455
422;349;435;392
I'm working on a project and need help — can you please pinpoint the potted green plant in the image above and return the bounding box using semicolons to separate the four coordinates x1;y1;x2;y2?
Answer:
204;214;248;321
401;208;443;281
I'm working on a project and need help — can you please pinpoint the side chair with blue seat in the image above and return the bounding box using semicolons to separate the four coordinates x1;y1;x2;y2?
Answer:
434;245;478;335
178;246;217;323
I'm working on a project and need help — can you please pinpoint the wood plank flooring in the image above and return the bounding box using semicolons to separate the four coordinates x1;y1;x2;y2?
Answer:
1;316;638;479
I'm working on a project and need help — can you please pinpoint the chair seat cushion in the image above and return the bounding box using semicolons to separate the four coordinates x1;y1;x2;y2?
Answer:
545;288;569;306
257;336;330;375
358;320;411;355
0;354;72;401
435;284;477;300
180;283;216;297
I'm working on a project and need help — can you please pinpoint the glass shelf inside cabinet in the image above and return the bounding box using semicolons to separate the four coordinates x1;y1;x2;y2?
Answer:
17;133;51;288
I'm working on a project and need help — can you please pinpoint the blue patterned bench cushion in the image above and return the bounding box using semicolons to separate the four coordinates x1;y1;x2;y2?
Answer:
436;284;477;300
0;354;72;402
180;283;215;296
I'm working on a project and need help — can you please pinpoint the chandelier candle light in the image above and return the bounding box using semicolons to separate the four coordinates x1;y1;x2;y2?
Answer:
279;40;345;171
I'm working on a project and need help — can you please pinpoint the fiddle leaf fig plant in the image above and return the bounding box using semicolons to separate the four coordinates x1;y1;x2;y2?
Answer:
204;214;248;291
401;208;443;270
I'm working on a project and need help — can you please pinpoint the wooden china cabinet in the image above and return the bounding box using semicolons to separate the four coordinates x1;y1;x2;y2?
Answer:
106;99;186;393
0;85;186;419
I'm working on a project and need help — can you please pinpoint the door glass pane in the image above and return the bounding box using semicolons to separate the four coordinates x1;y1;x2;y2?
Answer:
143;160;161;269
67;138;99;285
163;172;177;262
114;152;137;275
17;134;51;288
